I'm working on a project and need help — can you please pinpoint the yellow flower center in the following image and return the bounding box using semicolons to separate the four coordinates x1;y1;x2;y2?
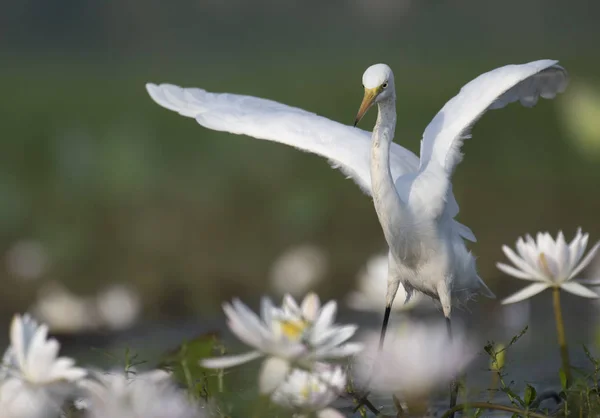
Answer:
300;380;320;399
279;319;308;341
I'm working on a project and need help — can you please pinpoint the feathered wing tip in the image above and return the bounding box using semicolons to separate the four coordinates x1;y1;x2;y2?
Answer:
477;275;496;298
489;63;569;110
417;59;568;191
145;83;208;118
453;221;476;243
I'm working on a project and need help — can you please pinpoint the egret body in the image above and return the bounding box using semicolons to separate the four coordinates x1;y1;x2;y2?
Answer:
352;62;568;346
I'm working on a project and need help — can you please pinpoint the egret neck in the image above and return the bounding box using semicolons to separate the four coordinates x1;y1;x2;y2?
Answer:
370;98;404;251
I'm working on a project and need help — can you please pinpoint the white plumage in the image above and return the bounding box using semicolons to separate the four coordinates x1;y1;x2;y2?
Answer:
146;59;568;331
412;60;568;221
146;81;475;241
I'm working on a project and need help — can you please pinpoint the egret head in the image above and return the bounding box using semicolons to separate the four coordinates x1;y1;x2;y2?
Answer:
354;64;395;127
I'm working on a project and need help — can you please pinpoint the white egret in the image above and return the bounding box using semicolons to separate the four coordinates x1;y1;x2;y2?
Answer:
352;60;567;346
145;59;568;344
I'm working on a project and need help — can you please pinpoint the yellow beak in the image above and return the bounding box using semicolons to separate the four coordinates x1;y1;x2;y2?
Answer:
354;88;379;127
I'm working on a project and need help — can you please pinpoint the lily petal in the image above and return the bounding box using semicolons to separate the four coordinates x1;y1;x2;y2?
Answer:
258;357;290;394
272;342;307;360
569;241;600;280
516;236;538;268
226;300;270;340
200;351;262;369
227;317;264;349
317;408;346;418
557;231;572;279
572;232;589;269
561;282;599;299
496;262;537;281
501;283;550;304
301;293;321;321
568;228;583;271
261;297;274;329
312;325;357;348
314;342;364;358
224;304;269;345
282;294;301;316
10;315;28;372
312;301;337;336
501;246;545;281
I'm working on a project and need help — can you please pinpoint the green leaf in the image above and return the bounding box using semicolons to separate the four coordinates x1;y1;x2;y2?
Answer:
491;344;506;371
524;384;537;406
560;368;568;390
501;386;525;407
473;408;483;418
583;344;599;366
159;332;222;399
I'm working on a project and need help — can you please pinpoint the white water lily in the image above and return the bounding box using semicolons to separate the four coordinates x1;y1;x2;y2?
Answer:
498;229;600;304
269;244;328;297
271;364;346;418
346;254;428;313
78;369;205;418
201;293;362;393
0;379;60;418
0;314;86;418
354;321;476;400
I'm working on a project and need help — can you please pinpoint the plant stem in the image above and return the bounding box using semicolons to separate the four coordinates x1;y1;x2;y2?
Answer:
441;402;551;418
342;375;386;417
348;391;385;416
552;286;571;386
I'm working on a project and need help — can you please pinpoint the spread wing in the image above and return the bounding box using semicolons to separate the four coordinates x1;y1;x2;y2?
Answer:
146;83;419;193
407;59;568;219
146;83;477;241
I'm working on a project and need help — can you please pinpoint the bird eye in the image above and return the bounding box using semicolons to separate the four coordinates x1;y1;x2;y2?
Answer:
382;82;388;89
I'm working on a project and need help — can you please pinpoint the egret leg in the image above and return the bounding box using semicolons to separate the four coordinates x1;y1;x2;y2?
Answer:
447;316;459;418
379;304;392;350
436;280;458;415
379;279;400;350
354;304;392;414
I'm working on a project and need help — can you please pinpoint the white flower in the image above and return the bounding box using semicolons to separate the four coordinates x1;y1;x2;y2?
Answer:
30;281;98;333
0;379;60;418
200;293;363;393
1;314;86;384
78;369;205;418
346;254;428;312
354;321;476;400
269;244;328;297
498;229;600;304
271;364;346;418
95;284;141;331
0;314;86;418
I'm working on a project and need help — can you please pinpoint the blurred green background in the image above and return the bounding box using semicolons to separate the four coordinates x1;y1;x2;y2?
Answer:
1;0;599;327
